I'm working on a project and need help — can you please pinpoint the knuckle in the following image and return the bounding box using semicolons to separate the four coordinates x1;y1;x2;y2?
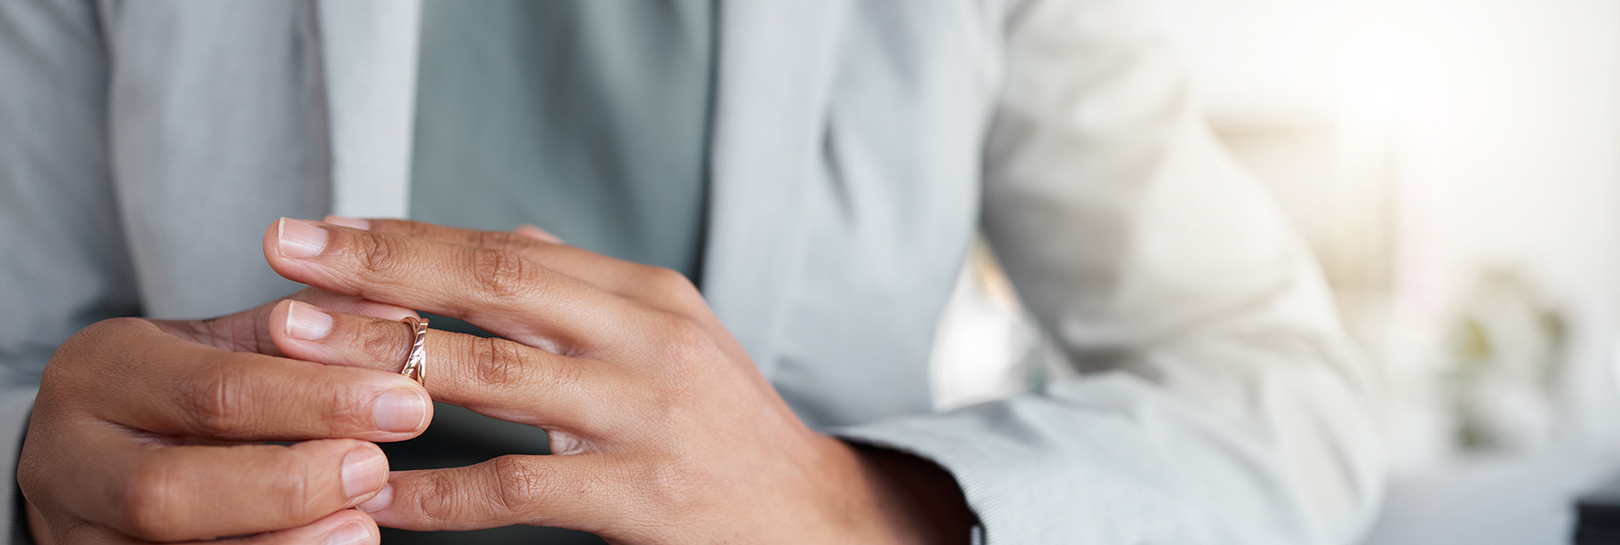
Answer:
474;230;523;251
41;319;154;421
184;365;247;437
489;456;545;514
415;470;460;523
362;319;412;364
355;232;403;275
545;357;588;398
472;337;529;387
321;384;376;434
639;312;718;408
121;461;183;540
15;452;47;502
262;452;318;522
51;318;142;369
642;266;690;287
82;317;144;339
629;457;698;511
466;248;531;299
14;463;36;497
654;313;718;366
640;267;698;299
390;220;433;238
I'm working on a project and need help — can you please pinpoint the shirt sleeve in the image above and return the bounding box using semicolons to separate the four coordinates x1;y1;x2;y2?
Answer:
0;0;142;542
835;0;1386;542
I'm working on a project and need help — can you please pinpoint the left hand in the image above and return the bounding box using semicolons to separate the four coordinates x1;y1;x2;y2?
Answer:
259;218;974;544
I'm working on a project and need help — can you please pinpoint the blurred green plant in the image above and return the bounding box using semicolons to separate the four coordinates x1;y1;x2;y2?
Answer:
1443;268;1567;453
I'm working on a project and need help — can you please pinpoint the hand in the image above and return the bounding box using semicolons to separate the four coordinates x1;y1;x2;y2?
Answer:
262;218;975;544
19;289;432;544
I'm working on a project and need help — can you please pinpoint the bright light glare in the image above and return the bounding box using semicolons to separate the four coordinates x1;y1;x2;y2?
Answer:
1339;33;1433;122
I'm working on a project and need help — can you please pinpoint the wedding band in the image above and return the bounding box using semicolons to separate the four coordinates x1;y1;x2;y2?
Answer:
400;316;428;387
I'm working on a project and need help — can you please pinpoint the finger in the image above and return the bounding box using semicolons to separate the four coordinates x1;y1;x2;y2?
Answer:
309;219;728;362
354;219;634;288
62;432;387;542
327;215;562;246
270;301;620;433
351;218;698;305
327;217;566;248
358;455;615;535
63;508;379;545
262;218;644;351
86;319;430;441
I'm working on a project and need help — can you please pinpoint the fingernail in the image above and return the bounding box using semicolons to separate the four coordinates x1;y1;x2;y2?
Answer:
357;483;393;513
341;446;388;500
324;215;371;230
277;218;328;258
327;521;371;545
285;301;333;341
373;389;427;432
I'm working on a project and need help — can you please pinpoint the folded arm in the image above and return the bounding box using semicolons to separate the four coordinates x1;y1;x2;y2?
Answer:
839;0;1386;541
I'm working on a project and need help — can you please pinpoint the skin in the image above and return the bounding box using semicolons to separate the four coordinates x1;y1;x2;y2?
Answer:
273;217;977;543
18;288;427;544
20;217;975;543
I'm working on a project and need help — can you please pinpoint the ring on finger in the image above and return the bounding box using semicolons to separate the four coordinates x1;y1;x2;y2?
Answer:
400;316;428;387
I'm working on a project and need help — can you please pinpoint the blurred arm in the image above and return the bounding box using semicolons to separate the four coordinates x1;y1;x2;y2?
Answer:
0;0;140;542
838;0;1386;542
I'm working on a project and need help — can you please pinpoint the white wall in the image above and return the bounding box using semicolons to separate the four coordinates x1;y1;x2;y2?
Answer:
1157;0;1620;463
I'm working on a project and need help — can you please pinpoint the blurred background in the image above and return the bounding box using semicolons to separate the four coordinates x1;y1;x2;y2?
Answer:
932;0;1620;543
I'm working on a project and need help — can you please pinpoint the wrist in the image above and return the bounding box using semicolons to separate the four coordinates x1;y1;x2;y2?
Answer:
821;437;975;545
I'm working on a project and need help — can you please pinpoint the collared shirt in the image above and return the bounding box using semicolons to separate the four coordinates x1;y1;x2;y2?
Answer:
410;0;714;282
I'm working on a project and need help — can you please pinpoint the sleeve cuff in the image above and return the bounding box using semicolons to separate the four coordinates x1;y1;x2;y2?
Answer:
830;377;1331;544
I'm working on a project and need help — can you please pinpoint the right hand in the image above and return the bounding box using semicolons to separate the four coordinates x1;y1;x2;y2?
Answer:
18;289;433;544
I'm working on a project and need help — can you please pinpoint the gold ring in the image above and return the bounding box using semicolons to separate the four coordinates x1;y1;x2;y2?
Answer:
400;316;428;387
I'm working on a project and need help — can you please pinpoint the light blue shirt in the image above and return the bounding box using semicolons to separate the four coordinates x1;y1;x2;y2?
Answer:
410;0;714;282
395;1;713;542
